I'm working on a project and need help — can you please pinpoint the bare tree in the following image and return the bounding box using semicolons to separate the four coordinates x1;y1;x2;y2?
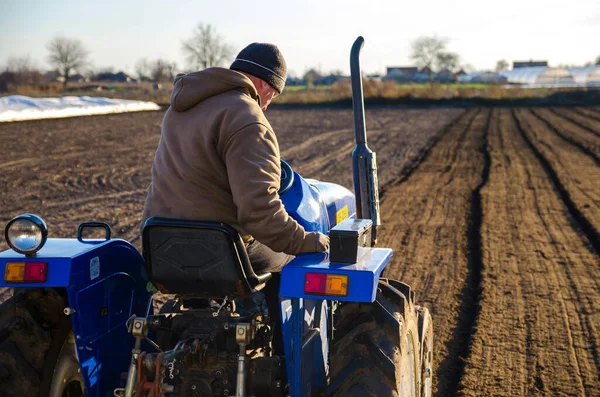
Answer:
436;52;460;72
410;35;448;77
134;58;177;82
150;59;177;83
46;36;89;88
182;23;234;70
596;55;600;65
1;56;47;89
6;56;35;73
135;58;151;81
495;60;509;72
5;56;46;86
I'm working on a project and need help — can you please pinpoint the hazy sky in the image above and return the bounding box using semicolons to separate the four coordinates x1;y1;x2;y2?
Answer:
1;0;599;77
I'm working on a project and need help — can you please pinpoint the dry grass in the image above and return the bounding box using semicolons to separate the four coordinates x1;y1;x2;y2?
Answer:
2;81;599;106
275;80;594;104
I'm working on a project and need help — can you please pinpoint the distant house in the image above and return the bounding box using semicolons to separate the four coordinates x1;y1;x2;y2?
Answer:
286;76;304;86
386;66;418;77
434;68;455;83
67;74;88;83
384;66;428;83
458;71;507;84
318;74;349;86
419;66;433;76
46;71;65;83
513;60;548;69
385;65;464;83
303;69;322;86
94;71;137;83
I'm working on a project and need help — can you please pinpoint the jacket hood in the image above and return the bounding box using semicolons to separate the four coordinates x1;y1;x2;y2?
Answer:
170;67;259;112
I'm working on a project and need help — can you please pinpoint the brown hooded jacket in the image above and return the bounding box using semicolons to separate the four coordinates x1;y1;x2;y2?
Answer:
141;67;319;255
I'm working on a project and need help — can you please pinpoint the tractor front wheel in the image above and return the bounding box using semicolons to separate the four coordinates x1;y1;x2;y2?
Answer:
328;280;422;396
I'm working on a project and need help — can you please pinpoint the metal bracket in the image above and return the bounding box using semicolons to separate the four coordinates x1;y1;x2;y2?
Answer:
235;323;253;347
131;317;149;339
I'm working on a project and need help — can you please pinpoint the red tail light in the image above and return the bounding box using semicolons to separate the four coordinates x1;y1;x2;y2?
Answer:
24;262;47;282
305;273;327;294
304;273;348;297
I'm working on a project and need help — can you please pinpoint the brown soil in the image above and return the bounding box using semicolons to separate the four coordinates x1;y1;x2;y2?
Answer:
0;107;460;248
1;105;599;396
378;108;489;396
459;109;600;397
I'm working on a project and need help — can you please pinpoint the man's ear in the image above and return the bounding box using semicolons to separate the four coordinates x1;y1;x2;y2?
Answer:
256;79;268;94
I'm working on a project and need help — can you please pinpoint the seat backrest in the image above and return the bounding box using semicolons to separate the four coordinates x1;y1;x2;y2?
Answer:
142;217;271;297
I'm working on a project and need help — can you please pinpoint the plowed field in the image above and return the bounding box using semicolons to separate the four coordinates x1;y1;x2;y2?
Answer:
1;105;599;396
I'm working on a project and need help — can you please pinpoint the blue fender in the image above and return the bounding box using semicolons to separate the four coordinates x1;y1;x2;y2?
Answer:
279;172;393;396
0;239;151;396
278;248;392;396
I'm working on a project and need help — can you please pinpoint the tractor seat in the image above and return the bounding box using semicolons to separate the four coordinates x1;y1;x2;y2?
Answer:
142;217;271;297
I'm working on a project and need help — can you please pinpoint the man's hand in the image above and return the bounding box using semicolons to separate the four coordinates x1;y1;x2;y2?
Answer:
300;232;330;253
315;232;330;252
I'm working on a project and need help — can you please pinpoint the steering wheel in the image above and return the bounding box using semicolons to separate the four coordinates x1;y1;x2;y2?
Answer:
279;159;294;196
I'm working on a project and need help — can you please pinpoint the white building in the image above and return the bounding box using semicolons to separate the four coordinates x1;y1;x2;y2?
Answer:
568;66;600;85
501;67;574;85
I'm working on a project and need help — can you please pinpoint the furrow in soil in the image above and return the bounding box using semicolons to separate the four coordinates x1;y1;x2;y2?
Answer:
459;108;600;396
528;109;600;166
515;109;600;248
377;108;486;396
548;107;600;138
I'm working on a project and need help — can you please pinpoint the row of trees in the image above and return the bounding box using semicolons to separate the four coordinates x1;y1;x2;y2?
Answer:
2;23;234;89
410;36;600;76
4;26;600;91
1;56;47;87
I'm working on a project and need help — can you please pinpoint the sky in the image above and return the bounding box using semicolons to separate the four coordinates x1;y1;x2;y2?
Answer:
1;0;599;78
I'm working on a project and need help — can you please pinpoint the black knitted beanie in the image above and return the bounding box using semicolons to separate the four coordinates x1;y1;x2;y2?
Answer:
230;43;287;94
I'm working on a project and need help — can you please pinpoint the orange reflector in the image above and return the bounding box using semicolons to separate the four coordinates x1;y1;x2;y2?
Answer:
5;262;25;282
4;262;47;283
305;273;348;297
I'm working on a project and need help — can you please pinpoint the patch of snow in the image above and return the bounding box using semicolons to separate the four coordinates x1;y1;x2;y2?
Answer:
0;95;161;122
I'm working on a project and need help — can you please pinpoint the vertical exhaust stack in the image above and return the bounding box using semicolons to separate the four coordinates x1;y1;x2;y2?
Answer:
350;36;380;246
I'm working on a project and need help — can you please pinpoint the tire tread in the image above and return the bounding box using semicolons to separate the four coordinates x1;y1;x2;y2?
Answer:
327;280;419;397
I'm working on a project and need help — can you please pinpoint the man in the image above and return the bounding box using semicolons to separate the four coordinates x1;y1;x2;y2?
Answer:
141;43;329;273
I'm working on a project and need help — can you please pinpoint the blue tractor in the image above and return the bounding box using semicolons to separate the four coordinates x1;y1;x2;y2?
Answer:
0;37;433;397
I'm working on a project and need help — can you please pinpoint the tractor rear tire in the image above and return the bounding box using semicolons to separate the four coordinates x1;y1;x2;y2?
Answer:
328;280;421;397
0;288;81;397
46;329;86;397
417;306;433;397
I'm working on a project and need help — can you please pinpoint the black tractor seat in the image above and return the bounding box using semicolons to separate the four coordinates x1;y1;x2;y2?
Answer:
142;217;271;297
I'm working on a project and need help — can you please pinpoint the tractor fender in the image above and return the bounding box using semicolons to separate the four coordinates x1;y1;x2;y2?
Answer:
0;238;152;396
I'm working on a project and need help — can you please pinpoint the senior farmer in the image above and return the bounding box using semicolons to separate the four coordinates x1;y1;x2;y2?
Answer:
142;43;329;273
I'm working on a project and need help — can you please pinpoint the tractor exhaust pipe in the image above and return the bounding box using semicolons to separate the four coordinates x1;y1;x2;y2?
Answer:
350;36;380;246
